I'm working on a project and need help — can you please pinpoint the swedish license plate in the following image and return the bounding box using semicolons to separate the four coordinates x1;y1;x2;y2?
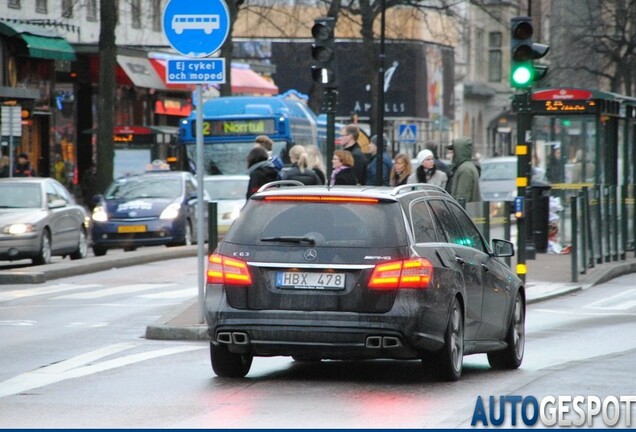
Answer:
117;225;147;233
276;271;346;290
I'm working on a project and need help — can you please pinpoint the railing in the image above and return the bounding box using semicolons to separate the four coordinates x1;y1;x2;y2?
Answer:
466;184;635;283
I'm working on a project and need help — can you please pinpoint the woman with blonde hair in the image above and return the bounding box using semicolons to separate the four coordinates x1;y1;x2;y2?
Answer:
282;144;322;185
389;153;412;186
305;144;326;184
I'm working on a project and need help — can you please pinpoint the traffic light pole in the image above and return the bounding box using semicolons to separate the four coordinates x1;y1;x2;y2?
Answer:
513;91;533;283
324;87;338;182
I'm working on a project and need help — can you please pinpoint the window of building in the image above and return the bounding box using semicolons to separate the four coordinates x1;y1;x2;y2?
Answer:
62;0;73;17
8;0;20;9
475;29;485;79
132;0;142;28
87;0;97;21
36;0;48;13
152;0;162;32
488;31;502;82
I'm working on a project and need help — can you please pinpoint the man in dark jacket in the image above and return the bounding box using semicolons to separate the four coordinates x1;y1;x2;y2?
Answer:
14;152;37;177
447;137;481;203
246;146;279;199
339;124;367;185
366;135;393;186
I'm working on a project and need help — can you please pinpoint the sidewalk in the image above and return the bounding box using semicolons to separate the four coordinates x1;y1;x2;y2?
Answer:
144;250;636;341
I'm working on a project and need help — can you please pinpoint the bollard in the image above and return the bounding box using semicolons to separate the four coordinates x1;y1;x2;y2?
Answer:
570;195;578;283
207;202;218;255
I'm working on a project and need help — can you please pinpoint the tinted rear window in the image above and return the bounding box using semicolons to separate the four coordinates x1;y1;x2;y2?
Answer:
226;199;408;247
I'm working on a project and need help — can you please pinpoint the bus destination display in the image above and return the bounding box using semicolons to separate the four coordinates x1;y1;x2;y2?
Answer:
197;119;277;136
531;100;598;114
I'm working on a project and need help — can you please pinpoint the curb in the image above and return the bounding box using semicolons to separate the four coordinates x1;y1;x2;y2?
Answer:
0;245;199;285
145;298;209;341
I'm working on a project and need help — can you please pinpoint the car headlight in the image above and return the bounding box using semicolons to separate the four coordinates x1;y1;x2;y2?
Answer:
3;223;36;235
92;205;109;222
160;203;181;220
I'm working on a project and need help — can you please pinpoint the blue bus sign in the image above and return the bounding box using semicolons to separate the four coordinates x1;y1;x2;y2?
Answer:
166;58;225;84
162;0;230;58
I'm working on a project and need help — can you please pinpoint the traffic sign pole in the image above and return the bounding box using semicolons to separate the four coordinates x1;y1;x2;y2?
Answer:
163;0;231;324
196;83;205;324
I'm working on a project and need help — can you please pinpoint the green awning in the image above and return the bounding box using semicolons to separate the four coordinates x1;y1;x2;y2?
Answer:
19;33;76;61
0;20;76;61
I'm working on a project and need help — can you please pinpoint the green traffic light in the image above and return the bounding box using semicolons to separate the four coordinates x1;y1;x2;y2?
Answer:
511;64;533;87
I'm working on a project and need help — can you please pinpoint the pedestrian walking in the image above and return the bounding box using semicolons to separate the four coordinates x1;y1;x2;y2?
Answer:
447;137;481;203
338;124;367;185
14;152;37;177
254;134;284;172
330;150;357;186
389;153;412;187
305;144;326;185
425;141;450;176
282;144;322;185
0;155;9;178
246;146;280;199
408;149;448;189
366;134;393;186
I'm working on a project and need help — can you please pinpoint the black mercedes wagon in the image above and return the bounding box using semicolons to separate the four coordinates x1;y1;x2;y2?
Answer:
204;182;525;381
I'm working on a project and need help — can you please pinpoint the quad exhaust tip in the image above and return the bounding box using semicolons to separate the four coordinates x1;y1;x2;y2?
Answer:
365;335;402;349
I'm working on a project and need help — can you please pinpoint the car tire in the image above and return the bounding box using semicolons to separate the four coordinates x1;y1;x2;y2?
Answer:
32;229;52;266
487;291;525;370
70;229;88;260
210;343;253;378
431;297;464;381
92;245;108;257
183;221;193;246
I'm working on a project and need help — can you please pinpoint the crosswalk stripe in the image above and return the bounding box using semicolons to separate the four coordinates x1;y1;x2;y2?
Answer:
54;283;176;300
584;289;636;310
0;284;101;302
0;343;204;399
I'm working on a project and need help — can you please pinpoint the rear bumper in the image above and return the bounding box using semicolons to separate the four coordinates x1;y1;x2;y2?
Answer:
205;285;446;359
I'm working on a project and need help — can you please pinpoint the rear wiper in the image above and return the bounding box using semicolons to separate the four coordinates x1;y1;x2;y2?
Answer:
260;236;316;245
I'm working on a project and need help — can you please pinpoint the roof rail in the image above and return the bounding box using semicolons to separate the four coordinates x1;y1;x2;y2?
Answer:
258;179;304;192
391;183;450;196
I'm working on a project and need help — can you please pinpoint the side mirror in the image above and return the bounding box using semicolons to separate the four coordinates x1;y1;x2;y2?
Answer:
48;199;67;209
492;238;515;257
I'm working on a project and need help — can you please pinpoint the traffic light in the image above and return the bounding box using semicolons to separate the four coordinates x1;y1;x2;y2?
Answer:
510;16;549;88
311;17;336;87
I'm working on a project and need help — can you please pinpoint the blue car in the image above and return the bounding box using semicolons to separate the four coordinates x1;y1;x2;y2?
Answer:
90;169;207;256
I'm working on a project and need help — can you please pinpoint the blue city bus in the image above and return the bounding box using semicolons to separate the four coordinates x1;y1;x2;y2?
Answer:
176;96;318;175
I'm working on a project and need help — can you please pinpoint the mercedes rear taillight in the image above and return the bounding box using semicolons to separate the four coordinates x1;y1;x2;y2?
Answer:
368;258;433;290
207;254;252;285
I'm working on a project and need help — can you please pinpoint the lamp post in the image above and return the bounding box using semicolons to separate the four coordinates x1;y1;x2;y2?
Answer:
375;0;386;186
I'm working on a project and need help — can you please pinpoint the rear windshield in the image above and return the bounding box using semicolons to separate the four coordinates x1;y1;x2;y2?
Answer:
226;199;408;247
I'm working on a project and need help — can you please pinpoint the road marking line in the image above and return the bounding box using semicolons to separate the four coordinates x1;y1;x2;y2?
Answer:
0;343;204;399
54;283;175;299
138;287;196;299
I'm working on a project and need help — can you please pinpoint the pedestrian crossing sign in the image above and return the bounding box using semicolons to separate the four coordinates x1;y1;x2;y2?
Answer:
399;124;417;142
